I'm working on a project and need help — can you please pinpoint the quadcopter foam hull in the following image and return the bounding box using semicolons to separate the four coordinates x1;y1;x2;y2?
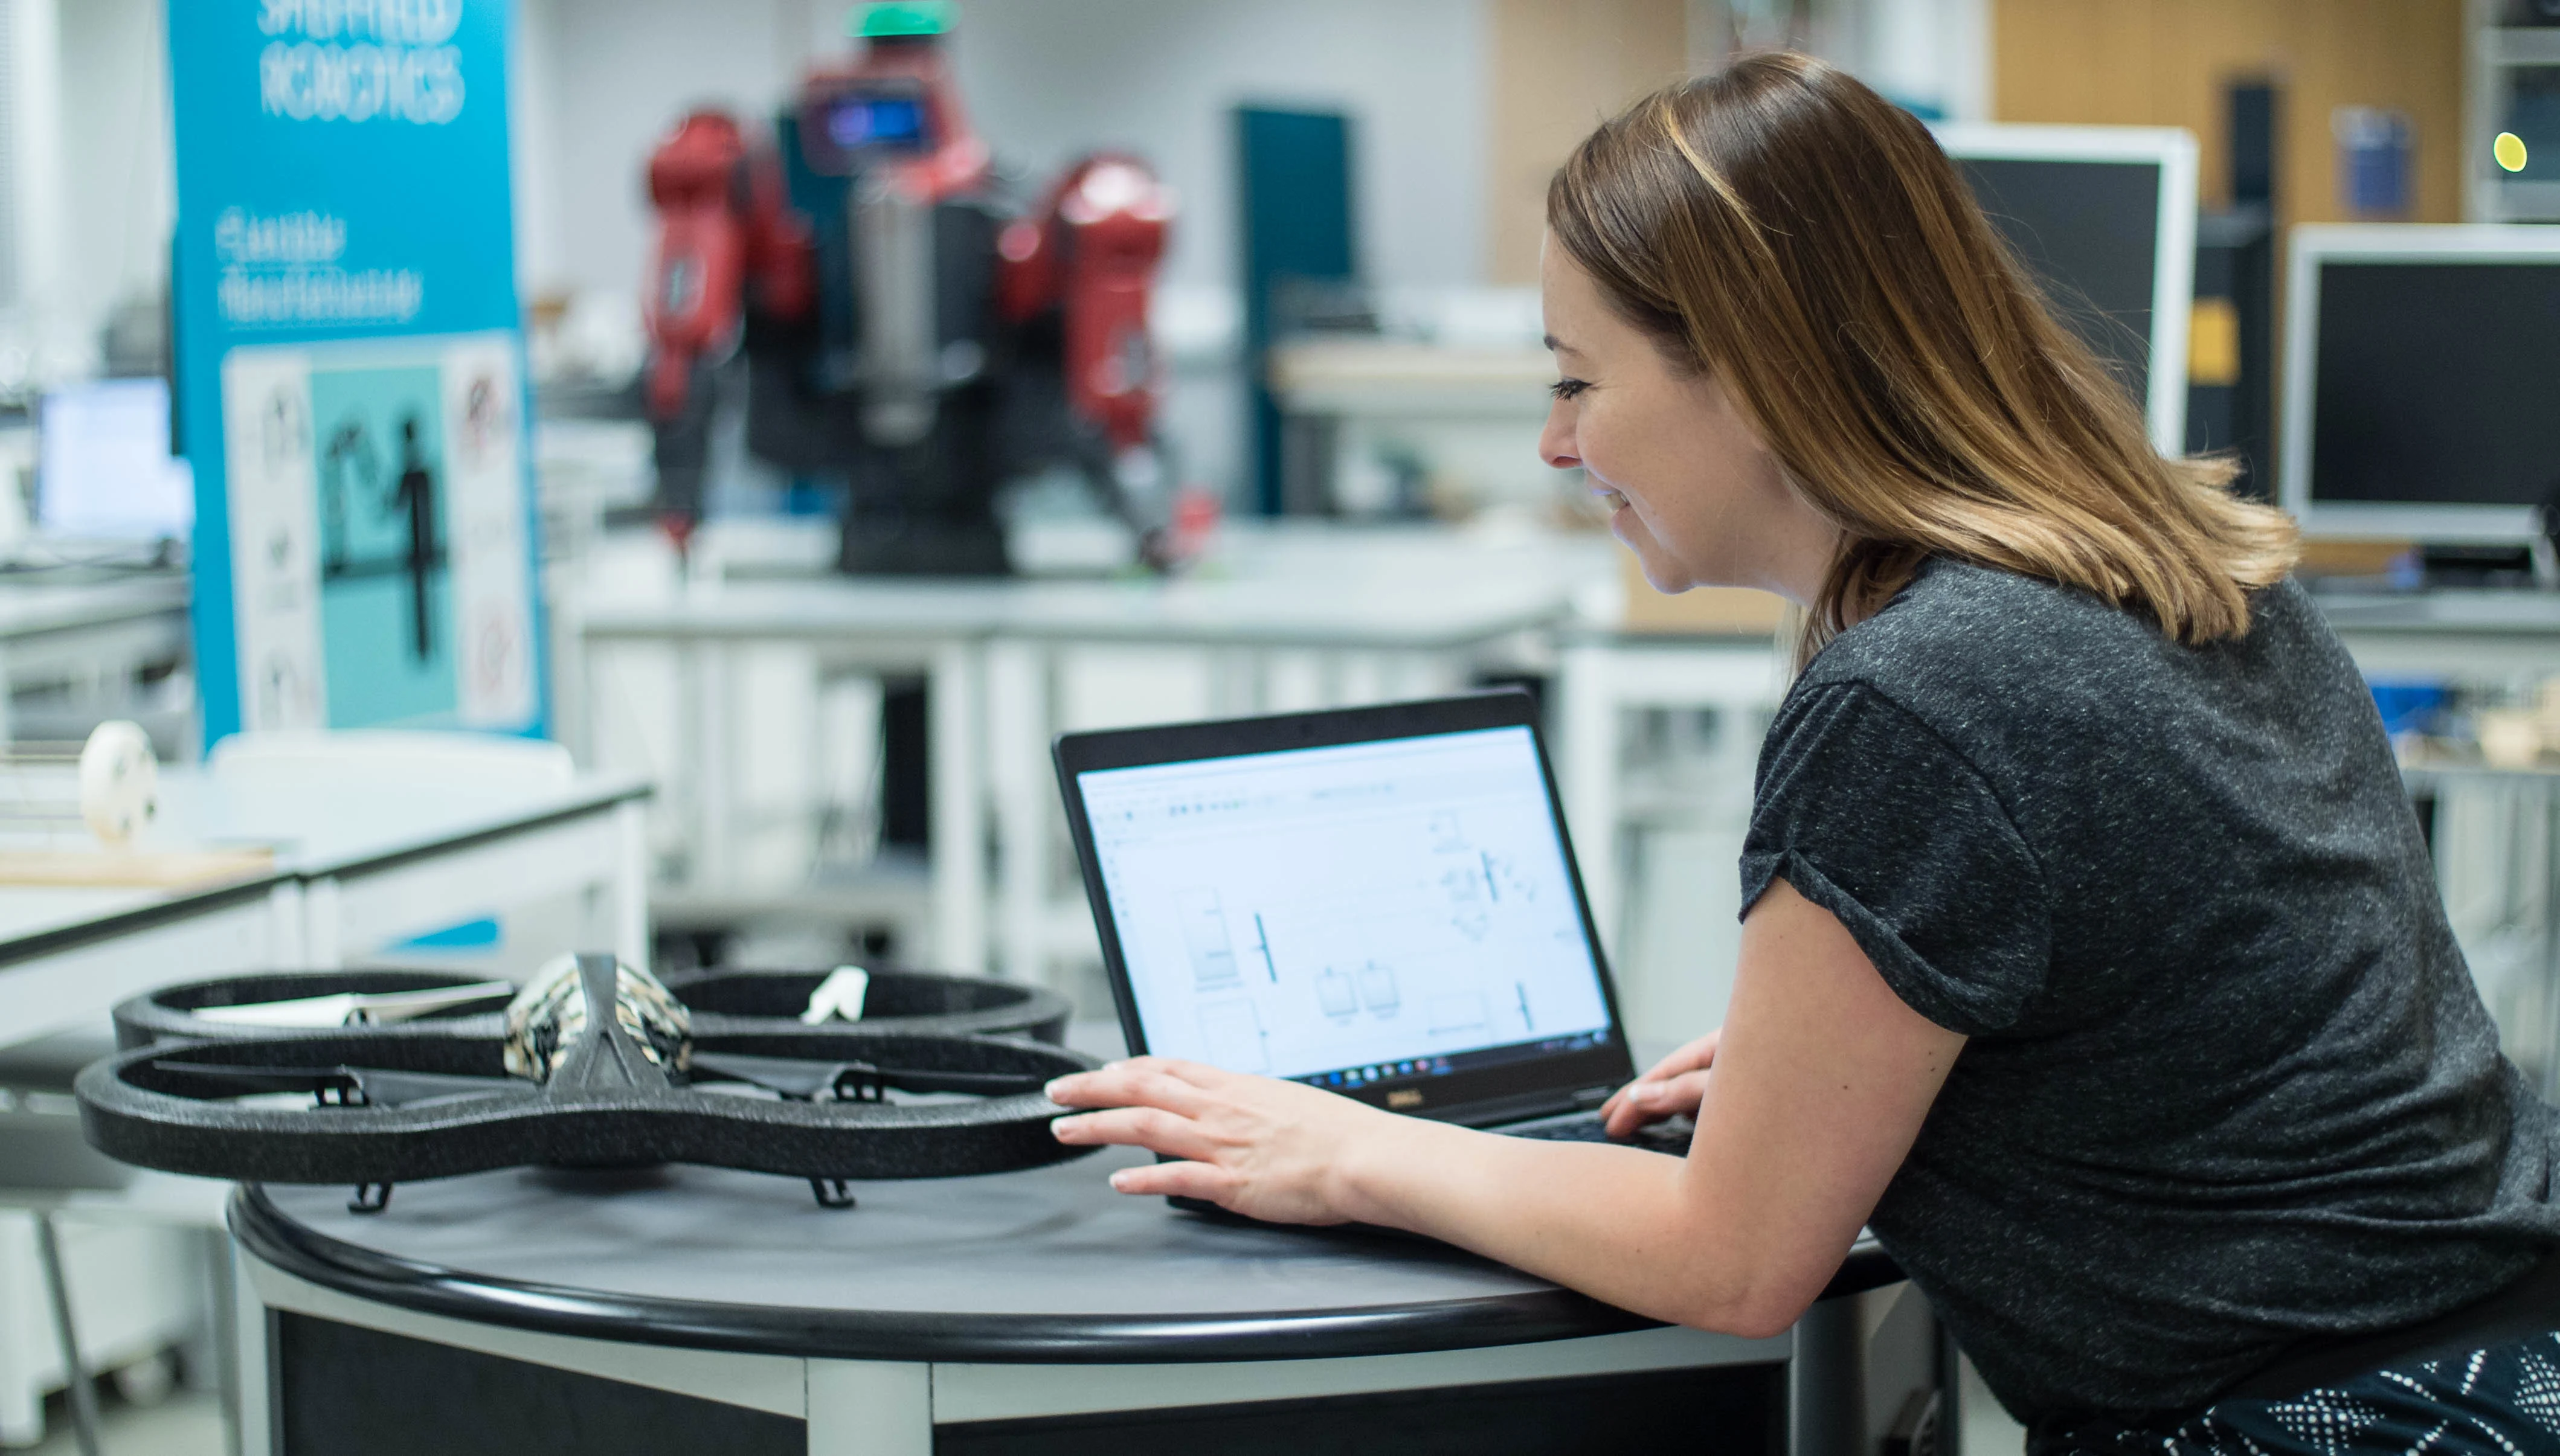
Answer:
661;966;1072;1042
112;969;515;1049
116;967;1071;1048
77;1028;1100;1186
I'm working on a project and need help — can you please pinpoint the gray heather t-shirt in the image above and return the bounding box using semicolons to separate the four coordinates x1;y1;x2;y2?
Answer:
1741;558;2560;1433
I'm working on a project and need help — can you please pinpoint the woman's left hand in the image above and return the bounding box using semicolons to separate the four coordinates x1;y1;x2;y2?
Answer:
1046;1057;1418;1225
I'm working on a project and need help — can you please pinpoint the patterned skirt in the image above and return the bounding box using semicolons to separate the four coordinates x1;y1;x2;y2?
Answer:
2048;1331;2560;1455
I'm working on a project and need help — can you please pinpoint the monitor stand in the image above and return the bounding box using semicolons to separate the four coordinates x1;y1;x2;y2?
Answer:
2414;544;2560;591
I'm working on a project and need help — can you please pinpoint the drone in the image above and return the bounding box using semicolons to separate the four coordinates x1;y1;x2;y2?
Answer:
112;961;1073;1049
78;954;1096;1211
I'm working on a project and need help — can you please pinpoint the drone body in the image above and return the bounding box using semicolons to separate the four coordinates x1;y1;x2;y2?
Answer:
79;954;1096;1210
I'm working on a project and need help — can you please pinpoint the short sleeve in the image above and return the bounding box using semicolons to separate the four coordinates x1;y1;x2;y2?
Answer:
1740;681;2052;1036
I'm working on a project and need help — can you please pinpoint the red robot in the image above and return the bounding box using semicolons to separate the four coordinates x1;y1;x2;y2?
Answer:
639;2;1176;574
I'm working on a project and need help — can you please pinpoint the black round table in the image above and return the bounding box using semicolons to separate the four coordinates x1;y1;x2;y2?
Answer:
227;1144;1897;1455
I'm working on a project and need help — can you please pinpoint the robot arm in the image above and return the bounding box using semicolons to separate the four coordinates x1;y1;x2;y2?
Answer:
999;155;1171;454
998;155;1178;560
641;112;814;550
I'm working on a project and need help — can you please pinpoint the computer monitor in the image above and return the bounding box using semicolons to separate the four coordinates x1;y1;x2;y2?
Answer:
37;378;194;541
1933;123;2199;455
2279;225;2560;544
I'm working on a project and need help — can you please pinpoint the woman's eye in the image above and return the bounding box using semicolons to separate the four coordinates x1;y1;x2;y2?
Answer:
1549;378;1590;401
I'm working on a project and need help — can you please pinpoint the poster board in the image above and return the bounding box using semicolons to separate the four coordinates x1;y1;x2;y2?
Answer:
170;0;544;742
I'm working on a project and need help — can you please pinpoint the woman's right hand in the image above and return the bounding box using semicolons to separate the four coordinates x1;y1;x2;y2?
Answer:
1599;1030;1720;1138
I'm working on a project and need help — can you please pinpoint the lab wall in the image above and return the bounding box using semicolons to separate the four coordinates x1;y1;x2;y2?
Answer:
1993;0;2467;224
0;0;173;381
517;0;1487;505
522;0;1488;303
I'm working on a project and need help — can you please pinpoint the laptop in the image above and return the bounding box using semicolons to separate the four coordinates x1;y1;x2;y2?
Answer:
1053;690;1688;1157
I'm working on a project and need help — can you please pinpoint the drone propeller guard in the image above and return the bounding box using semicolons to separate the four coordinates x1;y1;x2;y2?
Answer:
79;955;1098;1210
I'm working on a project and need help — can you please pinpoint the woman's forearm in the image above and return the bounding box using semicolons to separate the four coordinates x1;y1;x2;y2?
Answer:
1335;1117;1801;1338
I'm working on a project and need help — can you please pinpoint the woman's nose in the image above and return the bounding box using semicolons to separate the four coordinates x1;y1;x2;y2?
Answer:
1538;403;1580;470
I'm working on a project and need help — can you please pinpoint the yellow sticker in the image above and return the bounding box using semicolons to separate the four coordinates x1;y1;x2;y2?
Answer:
2188;297;2242;388
2495;132;2529;175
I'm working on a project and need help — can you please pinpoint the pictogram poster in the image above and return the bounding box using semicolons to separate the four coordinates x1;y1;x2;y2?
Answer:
170;0;544;740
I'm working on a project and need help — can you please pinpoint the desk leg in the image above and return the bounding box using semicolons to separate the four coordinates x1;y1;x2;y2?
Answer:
32;1213;103;1456
267;882;309;971
201;1226;243;1456
1790;1296;1864;1456
613;797;651;971
985;639;1047;984
1557;642;1621;958
1252;648;1318;714
301;879;345;970
231;1243;272;1456
2542;781;2560;1105
688;640;735;894
930;640;987;974
805;1360;929;1456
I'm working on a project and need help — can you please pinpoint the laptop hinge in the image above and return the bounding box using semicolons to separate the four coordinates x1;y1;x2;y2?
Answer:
1441;1084;1612;1128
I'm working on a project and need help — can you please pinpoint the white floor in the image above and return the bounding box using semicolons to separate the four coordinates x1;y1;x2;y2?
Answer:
1960;1353;2030;1455
19;1387;221;1456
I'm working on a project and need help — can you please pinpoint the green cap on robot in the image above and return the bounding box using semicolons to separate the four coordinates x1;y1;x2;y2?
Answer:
855;1;951;38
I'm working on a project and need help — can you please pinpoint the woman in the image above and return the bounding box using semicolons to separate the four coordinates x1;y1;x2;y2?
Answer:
1046;53;2560;1453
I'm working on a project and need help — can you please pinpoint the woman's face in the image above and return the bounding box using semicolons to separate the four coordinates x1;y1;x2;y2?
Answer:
1538;237;1833;602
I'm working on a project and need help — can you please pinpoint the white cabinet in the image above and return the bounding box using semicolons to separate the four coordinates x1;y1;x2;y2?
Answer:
0;1213;206;1448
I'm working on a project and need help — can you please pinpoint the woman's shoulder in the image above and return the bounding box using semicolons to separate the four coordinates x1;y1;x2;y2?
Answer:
1787;559;2330;768
1801;558;2315;694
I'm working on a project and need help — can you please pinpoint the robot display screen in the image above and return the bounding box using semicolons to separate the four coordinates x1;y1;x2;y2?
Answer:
826;94;927;152
1078;727;1615;1088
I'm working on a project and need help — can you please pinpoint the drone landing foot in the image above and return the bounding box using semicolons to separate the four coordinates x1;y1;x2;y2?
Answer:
349;1183;395;1214
810;1178;856;1210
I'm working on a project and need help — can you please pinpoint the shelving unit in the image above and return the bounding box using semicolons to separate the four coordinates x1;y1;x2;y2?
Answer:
2466;2;2560;220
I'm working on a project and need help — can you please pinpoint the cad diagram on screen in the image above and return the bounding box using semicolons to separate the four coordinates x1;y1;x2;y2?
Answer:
1079;728;1612;1082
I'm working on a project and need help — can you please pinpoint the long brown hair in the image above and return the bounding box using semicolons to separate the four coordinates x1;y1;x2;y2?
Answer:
1547;53;2297;662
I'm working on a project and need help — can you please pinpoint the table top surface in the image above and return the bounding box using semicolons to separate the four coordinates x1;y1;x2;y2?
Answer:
149;766;651;879
2309;587;2560;633
0;571;188;637
580;524;1614;650
0;768;649;959
0;878;277;954
235;1146;1664;1365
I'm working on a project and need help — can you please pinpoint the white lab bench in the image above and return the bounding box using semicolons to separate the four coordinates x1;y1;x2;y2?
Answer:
0;764;651;1452
576;523;1613;981
1;767;653;1047
2312;589;2560;679
0;573;191;745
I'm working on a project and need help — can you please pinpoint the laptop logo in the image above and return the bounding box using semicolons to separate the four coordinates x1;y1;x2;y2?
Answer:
1388;1089;1423;1109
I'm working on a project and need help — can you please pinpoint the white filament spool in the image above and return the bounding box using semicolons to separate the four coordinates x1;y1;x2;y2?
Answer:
76;720;158;845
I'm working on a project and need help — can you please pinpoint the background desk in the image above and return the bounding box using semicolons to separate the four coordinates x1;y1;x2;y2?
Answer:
158;766;655;975
0;768;651;1449
0;572;190;747
226;1144;1911;1456
2312;589;2560;679
574;524;1609;981
1;769;652;1049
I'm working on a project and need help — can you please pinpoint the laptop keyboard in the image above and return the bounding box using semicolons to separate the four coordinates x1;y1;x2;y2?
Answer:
1505;1112;1692;1154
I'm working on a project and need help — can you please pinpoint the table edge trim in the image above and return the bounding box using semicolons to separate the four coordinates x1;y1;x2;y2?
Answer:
230;1183;1674;1363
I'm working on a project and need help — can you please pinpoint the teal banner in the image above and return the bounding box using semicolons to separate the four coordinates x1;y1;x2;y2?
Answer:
170;0;544;742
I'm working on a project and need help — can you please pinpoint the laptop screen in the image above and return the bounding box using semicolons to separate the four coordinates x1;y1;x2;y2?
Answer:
1074;725;1616;1093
